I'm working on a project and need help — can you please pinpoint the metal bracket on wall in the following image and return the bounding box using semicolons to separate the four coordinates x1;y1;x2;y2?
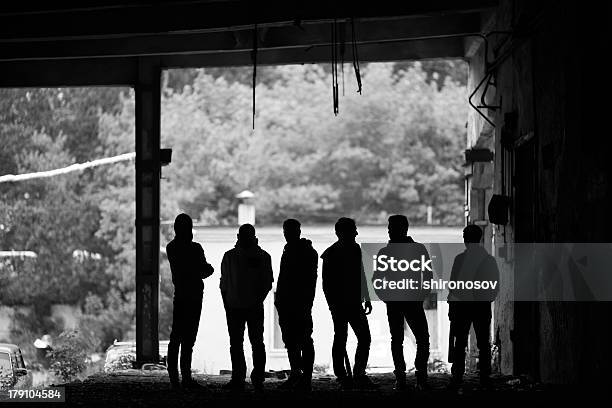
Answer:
469;71;499;127
468;30;514;128
477;72;501;112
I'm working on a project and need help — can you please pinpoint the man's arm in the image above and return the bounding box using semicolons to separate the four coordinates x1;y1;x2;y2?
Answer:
276;251;286;306
260;253;274;302
166;244;177;286
482;255;500;300
196;244;214;279
360;248;372;314
220;252;229;301
447;254;462;302
421;244;433;284
265;253;274;292
420;244;433;299
321;256;335;307
304;248;318;309
372;247;385;288
360;255;371;303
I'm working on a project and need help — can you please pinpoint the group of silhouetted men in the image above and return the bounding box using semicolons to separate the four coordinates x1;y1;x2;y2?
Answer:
166;213;499;393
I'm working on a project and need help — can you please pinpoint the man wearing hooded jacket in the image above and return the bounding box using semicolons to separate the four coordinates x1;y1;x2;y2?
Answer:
374;214;432;391
274;219;318;391
220;224;273;391
166;213;214;389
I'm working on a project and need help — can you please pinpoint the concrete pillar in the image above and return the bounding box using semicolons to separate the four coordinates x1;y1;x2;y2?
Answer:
135;57;161;365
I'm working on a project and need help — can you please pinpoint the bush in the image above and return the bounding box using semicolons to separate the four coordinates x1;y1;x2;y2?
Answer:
104;354;136;373
48;331;88;382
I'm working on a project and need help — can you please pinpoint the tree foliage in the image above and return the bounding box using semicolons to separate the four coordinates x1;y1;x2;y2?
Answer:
160;62;466;225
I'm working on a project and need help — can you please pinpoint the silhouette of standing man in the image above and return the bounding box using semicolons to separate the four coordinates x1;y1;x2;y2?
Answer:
448;225;499;391
275;219;318;391
322;217;376;390
166;213;214;390
374;215;432;391
220;224;273;391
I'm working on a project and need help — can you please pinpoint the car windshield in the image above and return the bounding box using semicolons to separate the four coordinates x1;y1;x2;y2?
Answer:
0;352;11;376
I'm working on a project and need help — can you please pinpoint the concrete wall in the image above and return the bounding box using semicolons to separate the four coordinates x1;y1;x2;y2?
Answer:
467;0;612;384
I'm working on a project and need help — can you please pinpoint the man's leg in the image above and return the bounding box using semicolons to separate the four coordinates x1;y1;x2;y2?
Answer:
167;301;183;386
180;298;202;385
385;303;407;386
473;303;492;383
278;307;301;377
246;304;266;388
347;306;371;378
225;308;247;384
404;302;430;387
330;309;349;380
449;308;471;384
301;311;315;381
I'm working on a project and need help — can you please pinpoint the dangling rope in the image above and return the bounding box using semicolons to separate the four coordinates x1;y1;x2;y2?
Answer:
331;19;339;116
351;18;362;94
341;56;345;97
252;23;258;130
0;152;136;184
340;21;346;97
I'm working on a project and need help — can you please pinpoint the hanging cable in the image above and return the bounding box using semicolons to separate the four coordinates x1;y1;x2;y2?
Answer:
331;19;339;115
350;17;362;94
251;23;258;130
340;21;346;97
341;57;345;97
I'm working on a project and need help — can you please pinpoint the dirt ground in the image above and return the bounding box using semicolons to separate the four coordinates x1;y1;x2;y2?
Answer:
21;370;580;407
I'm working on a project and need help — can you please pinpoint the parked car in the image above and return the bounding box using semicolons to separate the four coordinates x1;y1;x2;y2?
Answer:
104;340;169;372
0;343;32;390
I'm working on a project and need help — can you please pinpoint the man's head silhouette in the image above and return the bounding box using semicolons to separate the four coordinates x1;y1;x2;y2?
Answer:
283;219;301;243
237;223;257;247
335;217;358;242
174;213;193;241
388;214;409;241
463;224;483;246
